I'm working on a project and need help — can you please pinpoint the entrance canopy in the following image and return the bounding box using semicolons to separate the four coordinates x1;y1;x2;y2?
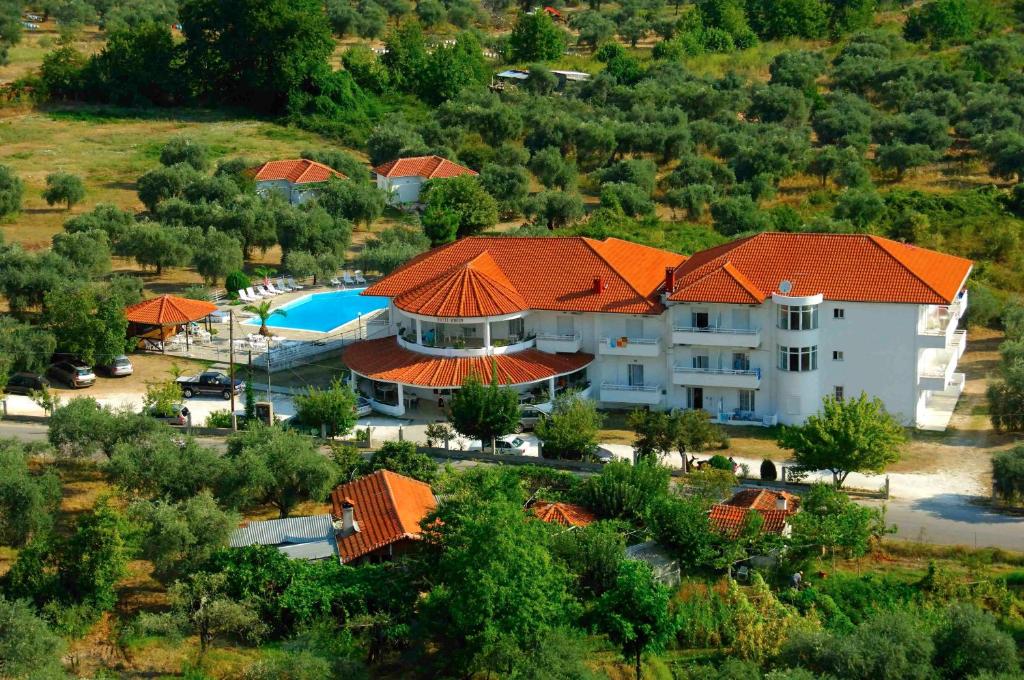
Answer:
344;337;592;388
125;295;218;326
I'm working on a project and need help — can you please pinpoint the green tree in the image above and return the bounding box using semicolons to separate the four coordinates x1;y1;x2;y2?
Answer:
51;230;112;278
448;371;521;451
932;603;1021;679
0;0;21;66
535;391;603;460
421;32;489;104
159;137;209;171
367;440;439;482
0;440;61;548
224;424;339;518
169;571;266;658
420;492;575;676
0;595;66;680
529;146;577;190
508;11;566;62
833;188;885;230
991;445;1024;503
193;228;244;285
87;22;181;105
524;191;584;228
0;317;56;391
61;498;133;611
480;163;530;216
421;175;498;245
43;284;130;366
648;495;718;568
136;163;202;212
777;392;906;487
314;177;386;229
133;491;239;584
293;378;358;437
876;143;936;181
42;172;86;211
787;483;886;567
550;520;626;598
106;433;227;501
593;560;680;680
180;0;335;113
580;460;669;523
415;0;446;26
0;164;23;218
904;0;986;47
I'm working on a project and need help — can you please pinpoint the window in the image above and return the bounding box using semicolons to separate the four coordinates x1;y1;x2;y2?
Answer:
778;304;819;330
833;308;845;319
739;389;755;413
628;364;644;387
833;350;844;361
508;317;524;338
692;354;709;369
732;352;750;371
834;386;844;401
691;311;709;328
779;345;818;372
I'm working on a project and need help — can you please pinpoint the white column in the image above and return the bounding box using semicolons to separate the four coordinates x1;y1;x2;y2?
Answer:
397;383;405;416
415;318;423;345
484;321;491;349
549;376;556;402
349;372;357;389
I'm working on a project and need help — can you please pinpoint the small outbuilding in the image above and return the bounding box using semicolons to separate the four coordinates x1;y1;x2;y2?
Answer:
229;514;338;561
626;541;681;588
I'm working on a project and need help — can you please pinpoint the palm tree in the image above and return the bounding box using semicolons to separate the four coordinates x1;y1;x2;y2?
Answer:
243;300;287;337
253;266;277;286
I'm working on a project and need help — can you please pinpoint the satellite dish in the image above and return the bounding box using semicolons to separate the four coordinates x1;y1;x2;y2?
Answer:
779;279;793;294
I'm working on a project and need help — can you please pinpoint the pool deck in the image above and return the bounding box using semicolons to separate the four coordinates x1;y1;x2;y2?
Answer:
157;282;389;369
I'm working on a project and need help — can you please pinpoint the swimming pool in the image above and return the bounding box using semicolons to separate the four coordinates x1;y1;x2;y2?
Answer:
243;288;389;334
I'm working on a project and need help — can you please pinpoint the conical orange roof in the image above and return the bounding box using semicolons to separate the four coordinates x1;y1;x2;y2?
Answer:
394;251;528;317
125;295;218;325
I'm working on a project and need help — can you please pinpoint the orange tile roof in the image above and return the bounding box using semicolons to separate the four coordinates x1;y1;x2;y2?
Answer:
725;488;800;514
532;501;597;527
709;504;790;538
330;469;437;563
125;295;219;325
343;337;593;388
364;237;687;316
394;251;529;317
668;233;971;305
248;159;347;184
373;155;476;180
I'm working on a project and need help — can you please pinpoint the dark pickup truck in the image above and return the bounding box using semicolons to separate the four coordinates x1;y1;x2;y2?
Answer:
176;371;245;400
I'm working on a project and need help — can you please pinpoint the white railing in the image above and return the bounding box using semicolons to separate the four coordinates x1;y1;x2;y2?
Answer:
674;365;761;378
397;335;535;357
600;382;660;392
602;336;660;345
536;332;581;341
672;326;759;335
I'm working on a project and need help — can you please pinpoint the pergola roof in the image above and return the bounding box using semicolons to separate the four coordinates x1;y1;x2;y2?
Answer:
125;295;218;326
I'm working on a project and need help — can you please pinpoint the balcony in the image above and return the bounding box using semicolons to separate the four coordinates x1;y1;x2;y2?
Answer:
397;334;535;358
671;326;761;348
951;329;967;360
918;349;958;392
673;365;762;389
599;336;662;357
918;290;968;349
535;331;582;354
599;382;663;405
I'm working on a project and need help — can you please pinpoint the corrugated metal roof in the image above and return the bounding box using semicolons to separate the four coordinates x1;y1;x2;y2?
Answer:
229;514;334;548
278;539;338;561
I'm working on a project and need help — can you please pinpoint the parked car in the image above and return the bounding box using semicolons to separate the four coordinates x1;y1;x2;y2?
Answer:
2;372;49;396
176;371;244;400
145;403;191;426
47;361;96;389
356;396;372;417
593;446;616;464
470;436;528;455
96;355;133;377
514;404;548;432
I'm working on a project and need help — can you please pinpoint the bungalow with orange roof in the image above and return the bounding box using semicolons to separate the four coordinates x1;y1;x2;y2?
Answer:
330;469;437;565
531;501;597;527
341;232;971;430
372;155;476;206
247;159;346;206
708;488;801;539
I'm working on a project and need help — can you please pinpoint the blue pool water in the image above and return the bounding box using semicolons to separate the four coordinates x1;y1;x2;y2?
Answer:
243;288;388;334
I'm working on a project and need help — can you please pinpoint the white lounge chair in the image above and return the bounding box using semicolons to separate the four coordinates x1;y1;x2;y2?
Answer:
343;271;355;286
354;270;367;285
330;276;344;287
236;289;252;302
255;285;275;297
265;281;283;295
287;277;304;290
275;278;292;293
245;287;262;300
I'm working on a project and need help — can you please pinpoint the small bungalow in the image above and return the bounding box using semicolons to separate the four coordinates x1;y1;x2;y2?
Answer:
531;501;597;528
708;488;801;539
229;514;338;561
492;68;591;93
330;469;438;564
247;159;347;205
373;155;476;206
626;541;681;587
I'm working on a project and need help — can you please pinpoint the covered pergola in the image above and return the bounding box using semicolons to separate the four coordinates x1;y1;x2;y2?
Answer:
125;295;219;353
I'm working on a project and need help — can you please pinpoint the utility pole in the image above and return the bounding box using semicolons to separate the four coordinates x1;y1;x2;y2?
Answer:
229;309;236;431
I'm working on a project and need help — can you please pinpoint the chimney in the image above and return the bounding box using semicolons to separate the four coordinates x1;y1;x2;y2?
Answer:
341;497;356;532
664;267;676;292
592;277;606;294
775;495;788;511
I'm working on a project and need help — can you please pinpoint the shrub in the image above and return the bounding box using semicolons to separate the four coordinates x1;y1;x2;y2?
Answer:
992;446;1024;504
205;410;234;428
760;458;778;481
708;454;732;471
932;603;1021;678
225;271;251;296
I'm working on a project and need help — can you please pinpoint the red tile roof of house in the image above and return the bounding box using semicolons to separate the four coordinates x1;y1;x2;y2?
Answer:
709;504;790;538
125;295;218;325
364;237;686;317
330;470;437;563
724;488;800;514
532;501;597;527
394;251;529;317
668;233;972;305
373;155;476;180
343;337;593;387
247;159;347;184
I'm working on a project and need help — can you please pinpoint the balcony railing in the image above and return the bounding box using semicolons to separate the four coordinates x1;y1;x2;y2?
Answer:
599;336;662;357
600;382;660;392
672;326;758;335
537;331;580;342
674;366;761;378
672;325;761;348
673;365;762;388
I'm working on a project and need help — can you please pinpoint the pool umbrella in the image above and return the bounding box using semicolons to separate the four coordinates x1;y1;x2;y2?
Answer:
125;295;219;352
